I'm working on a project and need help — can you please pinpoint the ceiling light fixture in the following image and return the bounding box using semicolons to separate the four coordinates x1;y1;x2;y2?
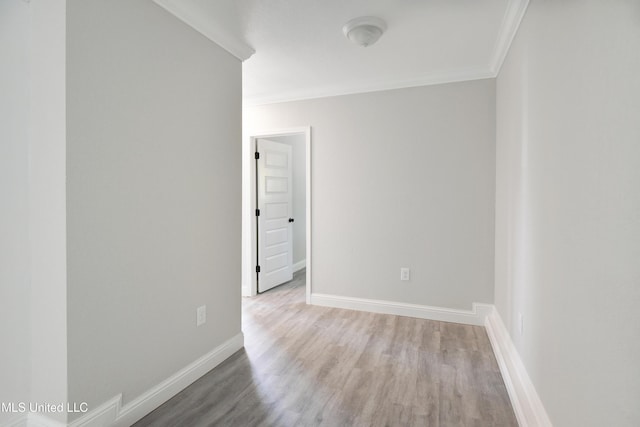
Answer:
343;16;387;47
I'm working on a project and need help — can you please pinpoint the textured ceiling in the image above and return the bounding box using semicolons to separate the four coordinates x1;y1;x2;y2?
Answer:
154;0;528;104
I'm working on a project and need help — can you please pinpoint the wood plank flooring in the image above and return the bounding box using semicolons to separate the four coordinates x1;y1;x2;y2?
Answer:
134;271;517;426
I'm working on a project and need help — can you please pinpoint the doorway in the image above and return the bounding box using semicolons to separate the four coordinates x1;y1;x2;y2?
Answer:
242;127;311;302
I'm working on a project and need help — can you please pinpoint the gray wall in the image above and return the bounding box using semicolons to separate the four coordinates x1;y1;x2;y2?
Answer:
0;2;31;423
247;80;496;309
496;1;640;425
66;0;241;418
30;0;69;419
265;135;307;266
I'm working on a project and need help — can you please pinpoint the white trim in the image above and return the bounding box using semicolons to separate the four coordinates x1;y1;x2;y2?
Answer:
2;413;67;427
292;259;306;273
489;0;530;74
152;0;254;61
3;415;28;427
28;415;66;427
241;284;251;298
304;128;312;305
66;396;120;427
485;308;552;427
3;412;67;426
243;127;312;304
67;333;244;427
3;413;67;427
310;293;492;326
245;67;495;106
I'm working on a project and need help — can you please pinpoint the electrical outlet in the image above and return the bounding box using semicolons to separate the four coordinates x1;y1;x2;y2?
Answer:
518;312;524;335
400;268;410;281
197;305;207;327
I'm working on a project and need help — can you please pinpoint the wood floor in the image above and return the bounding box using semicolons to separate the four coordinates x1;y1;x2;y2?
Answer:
134;271;517;426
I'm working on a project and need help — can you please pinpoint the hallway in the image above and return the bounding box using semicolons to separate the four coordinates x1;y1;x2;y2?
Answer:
135;271;516;426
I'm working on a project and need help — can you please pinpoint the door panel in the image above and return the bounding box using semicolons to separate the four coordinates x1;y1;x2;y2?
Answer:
265;228;288;247
258;139;293;292
266;202;287;219
265;176;288;193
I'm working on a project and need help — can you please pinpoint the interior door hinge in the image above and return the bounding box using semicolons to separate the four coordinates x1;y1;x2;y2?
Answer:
255;209;260;216
254;152;260;159
256;265;261;273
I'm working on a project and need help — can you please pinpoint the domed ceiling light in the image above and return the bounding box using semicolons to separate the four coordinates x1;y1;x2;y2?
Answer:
342;16;387;47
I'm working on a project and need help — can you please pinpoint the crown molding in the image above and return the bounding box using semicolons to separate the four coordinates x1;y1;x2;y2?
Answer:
489;0;530;74
152;0;255;61
245;0;530;106
244;67;495;106
152;0;527;102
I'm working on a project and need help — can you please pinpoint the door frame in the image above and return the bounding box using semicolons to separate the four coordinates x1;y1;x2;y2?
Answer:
242;126;311;303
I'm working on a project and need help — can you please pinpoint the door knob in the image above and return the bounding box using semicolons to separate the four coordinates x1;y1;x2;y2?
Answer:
288;218;294;223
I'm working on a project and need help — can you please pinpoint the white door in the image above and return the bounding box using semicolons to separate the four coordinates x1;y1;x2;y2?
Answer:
257;139;293;293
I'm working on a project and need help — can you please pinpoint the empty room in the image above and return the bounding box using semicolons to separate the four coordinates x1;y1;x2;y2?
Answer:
1;1;638;426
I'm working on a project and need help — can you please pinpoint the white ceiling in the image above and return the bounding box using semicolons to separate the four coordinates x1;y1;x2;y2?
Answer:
154;0;528;105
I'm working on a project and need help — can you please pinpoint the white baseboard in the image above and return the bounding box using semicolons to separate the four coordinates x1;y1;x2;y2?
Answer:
241;284;251;297
68;333;244;427
3;415;28;427
292;259;306;273
66;396;119;427
27;414;66;427
2;412;67;427
485;308;552;427
310;293;492;326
